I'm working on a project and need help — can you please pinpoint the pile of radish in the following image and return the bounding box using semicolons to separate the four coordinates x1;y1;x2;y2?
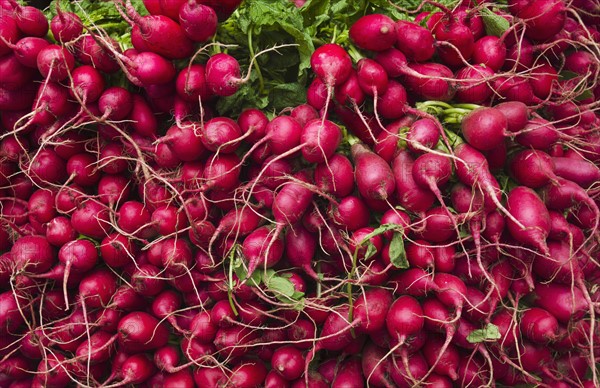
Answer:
1;0;599;386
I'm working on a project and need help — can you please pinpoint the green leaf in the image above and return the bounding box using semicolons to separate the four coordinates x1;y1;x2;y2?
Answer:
480;8;509;37
269;82;307;110
267;276;296;297
389;232;409;269
559;70;580;81
575;89;594;102
467;323;502;343
364;242;378;260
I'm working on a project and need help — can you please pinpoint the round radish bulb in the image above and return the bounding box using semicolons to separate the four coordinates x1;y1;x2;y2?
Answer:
395;20;435;62
37;45;75;82
461;107;507;151
179;2;218;42
349;14;397;51
311;43;353;87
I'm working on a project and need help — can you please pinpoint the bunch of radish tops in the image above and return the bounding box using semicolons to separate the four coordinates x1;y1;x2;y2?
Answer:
1;0;599;386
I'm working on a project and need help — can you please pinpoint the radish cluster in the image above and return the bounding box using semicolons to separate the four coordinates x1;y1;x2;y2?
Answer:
1;0;599;387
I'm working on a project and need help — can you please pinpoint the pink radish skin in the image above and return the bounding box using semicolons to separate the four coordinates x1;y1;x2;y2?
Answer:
506;186;551;254
178;1;218;42
117;311;170;352
124;1;194;60
406;118;440;153
377;80;409;119
374;116;413;161
15;5;49;38
423;335;460;381
301;119;342;163
461;107;507;151
205;53;243;97
331;195;370;232
472;36;506;71
509;149;556;188
311;43;353;87
352;143;395;201
36;44;75;82
392;150;435;213
50;10;82;42
285;224;318;279
552;156;600;188
349;14;396;51
271;346;304;381
520;307;559;343
395;20;435;62
332;357;364;387
242;226;284;276
314;153;355;197
386;295;424;343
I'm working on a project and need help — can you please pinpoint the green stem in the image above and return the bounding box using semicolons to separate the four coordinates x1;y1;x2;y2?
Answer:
247;28;264;93
347;44;364;64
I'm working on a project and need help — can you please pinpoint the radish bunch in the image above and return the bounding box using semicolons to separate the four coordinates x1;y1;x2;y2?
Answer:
1;0;599;387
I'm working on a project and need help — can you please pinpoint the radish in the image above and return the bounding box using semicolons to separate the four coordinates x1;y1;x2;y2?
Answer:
121;0;194;59
0;14;21;57
386;295;424;344
509;149;556;188
36;44;75;82
460;107;507;151
349;14;397;52
271;346;304;381
395;20;435;62
433;16;475;68
392;150;435;213
505;186;551;254
14;4;49;38
352;142;395;201
472;36;506;72
242;226;284;276
179;1;218;42
205;53;243;97
50;6;82;42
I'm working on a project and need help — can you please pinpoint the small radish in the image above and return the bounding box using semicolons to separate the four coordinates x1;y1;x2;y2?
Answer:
349;14;397;51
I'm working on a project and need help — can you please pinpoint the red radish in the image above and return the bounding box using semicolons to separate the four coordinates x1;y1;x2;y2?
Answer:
454;65;494;104
310;43;353;88
36;44;75;82
242;226;284;276
433;17;475;68
392;150;436;213
271;346;304;381
405;62;456;101
0;15;21;57
330;195;370;232
386;295;424;343
117;311;170;352
202;153;242;192
314;153;354;197
520;307;559;343
352;142;395;201
78;267;118;309
552;156;600;188
460;107;507;151
331;357;364;387
224;360;268;388
516;118;559;150
50;7;82;42
59;239;98;305
201;117;243;154
505;186;551;254
472;36;506;71
300;119;342;163
509;149;556;188
123;0;194;59
10;235;55;274
117;353;157;385
12;4;47;37
205;53;244;97
176;64;211;102
350;14;396;51
178;1;218;42
75;34;121;74
285;224;318;279
395;20;435;62
377;80;408;120
423;335;460;381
